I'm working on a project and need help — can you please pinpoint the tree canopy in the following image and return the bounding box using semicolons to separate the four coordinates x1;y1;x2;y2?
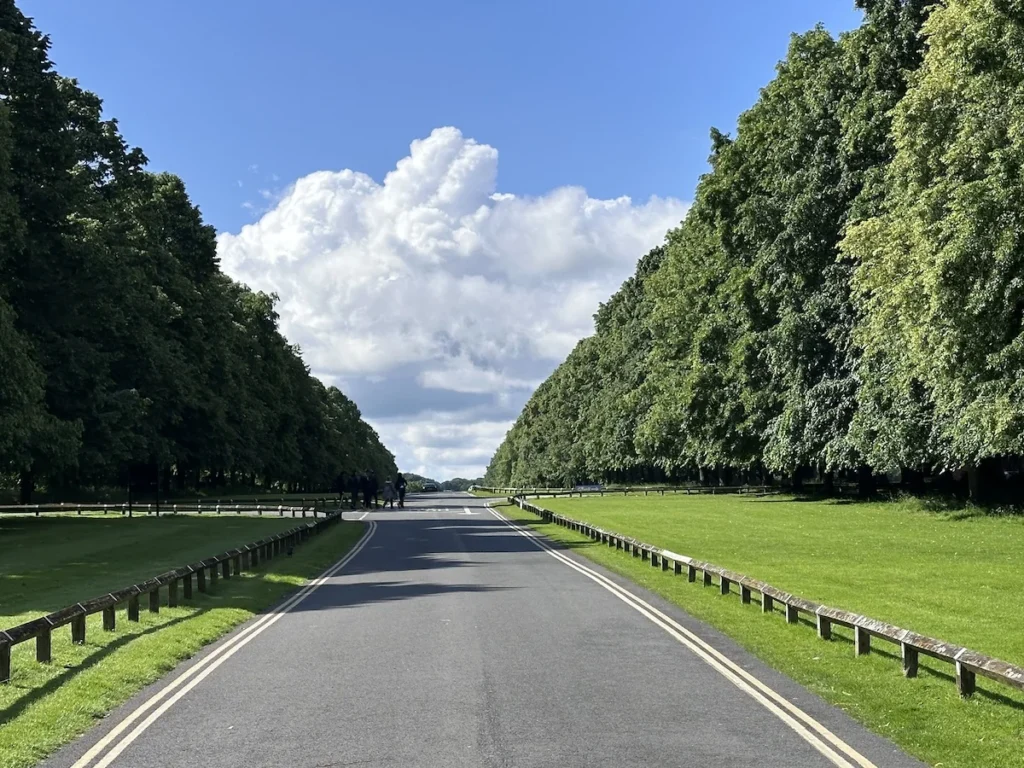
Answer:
0;1;395;501
486;2;1024;500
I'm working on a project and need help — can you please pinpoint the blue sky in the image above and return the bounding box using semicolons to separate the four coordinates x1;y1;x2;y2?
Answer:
25;1;865;479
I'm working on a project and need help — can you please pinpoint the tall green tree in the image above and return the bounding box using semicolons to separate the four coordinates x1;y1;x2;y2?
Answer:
844;0;1024;495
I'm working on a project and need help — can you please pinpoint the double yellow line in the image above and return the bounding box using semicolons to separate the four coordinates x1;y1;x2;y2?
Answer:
70;519;377;768
487;506;877;768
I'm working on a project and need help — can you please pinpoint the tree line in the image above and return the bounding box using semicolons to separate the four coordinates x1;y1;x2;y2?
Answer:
486;0;1024;501
0;2;396;502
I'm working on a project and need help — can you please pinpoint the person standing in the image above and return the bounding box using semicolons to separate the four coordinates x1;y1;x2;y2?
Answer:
348;473;361;510
360;474;372;509
382;479;396;509
369;473;379;508
395;473;407;508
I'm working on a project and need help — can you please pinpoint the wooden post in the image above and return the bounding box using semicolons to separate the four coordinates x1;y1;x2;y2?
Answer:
103;606;116;630
197;568;207;593
740;585;751;604
816;615;831;640
674;561;682;576
650;553;659;567
183;574;193;599
222;560;231;579
762;593;774;613
168;580;179;608
641;549;649;562
71;615;86;644
233;555;242;575
1;643;10;683
902;643;918;678
149;589;160;613
687;565;697;583
720;577;731;595
37;630;52;662
956;660;976;698
128;596;140;622
855;626;871;655
702;570;712;587
661;557;669;572
252;548;260;567
785;604;798;624
209;564;218;586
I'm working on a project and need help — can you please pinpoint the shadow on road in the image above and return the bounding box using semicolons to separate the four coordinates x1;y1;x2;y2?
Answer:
284;514;597;614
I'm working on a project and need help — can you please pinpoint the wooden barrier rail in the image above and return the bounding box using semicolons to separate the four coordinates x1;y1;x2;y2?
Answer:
0;499;336;518
513;497;1024;700
473;484;773;499
0;506;345;684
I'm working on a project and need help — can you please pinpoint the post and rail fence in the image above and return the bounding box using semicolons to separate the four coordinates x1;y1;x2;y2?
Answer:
512;496;1024;701
0;497;341;518
0;502;346;684
471;484;774;499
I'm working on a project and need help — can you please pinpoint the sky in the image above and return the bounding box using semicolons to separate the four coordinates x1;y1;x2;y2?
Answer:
24;0;865;480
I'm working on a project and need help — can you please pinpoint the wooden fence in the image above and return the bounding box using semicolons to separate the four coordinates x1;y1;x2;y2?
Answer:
0;498;338;517
513;497;1024;700
472;484;773;498
0;505;344;684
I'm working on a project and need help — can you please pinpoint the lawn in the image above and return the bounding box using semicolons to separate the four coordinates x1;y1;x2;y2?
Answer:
0;514;366;768
506;495;1024;768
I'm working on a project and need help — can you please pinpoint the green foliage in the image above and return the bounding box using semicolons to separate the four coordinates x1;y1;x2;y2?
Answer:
0;1;395;499
490;2;1024;494
844;0;1024;471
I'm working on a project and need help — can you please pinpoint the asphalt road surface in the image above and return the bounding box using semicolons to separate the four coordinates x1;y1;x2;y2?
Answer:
42;492;924;768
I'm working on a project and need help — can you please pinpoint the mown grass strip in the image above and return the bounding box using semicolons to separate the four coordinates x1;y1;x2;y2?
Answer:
0;518;366;768
502;500;1024;768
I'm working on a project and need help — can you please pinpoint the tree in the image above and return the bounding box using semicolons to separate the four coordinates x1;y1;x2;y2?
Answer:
844;0;1024;497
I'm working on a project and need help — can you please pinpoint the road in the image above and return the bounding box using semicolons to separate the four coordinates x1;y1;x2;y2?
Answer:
42;493;923;768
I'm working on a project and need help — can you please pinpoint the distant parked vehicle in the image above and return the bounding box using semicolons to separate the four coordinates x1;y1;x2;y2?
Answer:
422;482;439;492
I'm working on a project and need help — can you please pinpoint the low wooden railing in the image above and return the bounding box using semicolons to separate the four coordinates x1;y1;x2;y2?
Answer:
514;497;1024;700
0;498;337;517
472;484;772;498
0;506;344;684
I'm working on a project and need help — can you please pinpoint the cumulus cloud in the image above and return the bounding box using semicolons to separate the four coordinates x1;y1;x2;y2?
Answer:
217;127;687;479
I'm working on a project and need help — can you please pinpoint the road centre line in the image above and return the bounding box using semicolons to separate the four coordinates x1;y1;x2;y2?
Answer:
70;520;378;768
487;506;876;768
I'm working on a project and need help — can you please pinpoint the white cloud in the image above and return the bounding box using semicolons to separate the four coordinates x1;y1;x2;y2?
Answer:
217;127;687;479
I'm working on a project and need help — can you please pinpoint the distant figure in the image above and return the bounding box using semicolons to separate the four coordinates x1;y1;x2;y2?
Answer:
369;473;379;507
382;480;396;509
395;473;407;508
360;474;373;509
348;474;361;509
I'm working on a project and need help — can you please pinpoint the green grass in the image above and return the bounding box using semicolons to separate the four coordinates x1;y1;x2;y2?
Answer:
0;515;366;768
505;495;1024;768
468;489;502;498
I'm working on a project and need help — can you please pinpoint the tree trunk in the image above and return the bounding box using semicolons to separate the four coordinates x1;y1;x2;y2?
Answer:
822;471;835;496
19;469;35;504
856;465;875;498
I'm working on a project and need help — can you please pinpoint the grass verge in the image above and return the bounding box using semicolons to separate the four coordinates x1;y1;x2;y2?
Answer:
501;496;1024;768
0;516;366;768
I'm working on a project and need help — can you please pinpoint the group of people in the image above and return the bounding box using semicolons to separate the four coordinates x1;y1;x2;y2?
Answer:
336;472;407;510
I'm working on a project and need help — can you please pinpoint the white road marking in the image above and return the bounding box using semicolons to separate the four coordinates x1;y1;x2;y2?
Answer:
462;506;477;515
487;506;876;768
70;520;378;768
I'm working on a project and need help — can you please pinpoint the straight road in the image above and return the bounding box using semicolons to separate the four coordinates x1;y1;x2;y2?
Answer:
42;493;923;768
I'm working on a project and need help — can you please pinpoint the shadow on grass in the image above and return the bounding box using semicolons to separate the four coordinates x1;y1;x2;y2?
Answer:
0;609;206;723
